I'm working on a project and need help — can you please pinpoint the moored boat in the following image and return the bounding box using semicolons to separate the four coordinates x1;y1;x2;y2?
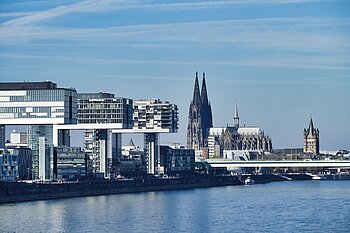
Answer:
244;177;255;185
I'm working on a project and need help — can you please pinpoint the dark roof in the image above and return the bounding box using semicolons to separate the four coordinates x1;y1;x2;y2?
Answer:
77;92;115;99
0;81;57;90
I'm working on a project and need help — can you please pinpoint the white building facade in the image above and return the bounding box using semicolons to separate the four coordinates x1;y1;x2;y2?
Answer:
133;99;178;174
0;81;77;180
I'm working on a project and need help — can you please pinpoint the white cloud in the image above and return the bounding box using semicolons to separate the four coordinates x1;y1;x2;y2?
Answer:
2;0;140;26
1;17;349;54
1;0;329;26
0;12;34;17
0;51;349;71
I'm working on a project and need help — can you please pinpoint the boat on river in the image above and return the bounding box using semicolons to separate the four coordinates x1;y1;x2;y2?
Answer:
307;173;327;180
244;177;255;185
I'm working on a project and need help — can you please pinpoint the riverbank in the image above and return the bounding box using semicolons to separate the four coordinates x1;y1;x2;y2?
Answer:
1;173;349;204
1;175;241;204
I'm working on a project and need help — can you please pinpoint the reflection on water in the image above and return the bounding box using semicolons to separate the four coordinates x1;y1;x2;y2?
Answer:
1;180;350;233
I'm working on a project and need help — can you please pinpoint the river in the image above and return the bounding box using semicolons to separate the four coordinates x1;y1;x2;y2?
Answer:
1;180;349;233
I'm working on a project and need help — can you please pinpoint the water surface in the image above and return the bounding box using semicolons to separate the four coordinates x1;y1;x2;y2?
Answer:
1;180;349;232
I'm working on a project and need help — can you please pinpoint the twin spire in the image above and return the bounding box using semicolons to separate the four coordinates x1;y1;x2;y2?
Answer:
192;71;208;106
188;72;213;149
192;72;201;104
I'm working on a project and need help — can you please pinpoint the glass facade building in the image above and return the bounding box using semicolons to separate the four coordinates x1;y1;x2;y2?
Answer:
0;81;77;180
0;88;77;125
54;147;87;181
133;99;178;133
77;93;133;128
77;93;132;178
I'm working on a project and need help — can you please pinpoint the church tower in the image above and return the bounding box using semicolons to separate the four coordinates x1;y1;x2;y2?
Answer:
187;72;213;150
187;72;203;150
303;117;320;155
200;72;213;145
233;101;239;128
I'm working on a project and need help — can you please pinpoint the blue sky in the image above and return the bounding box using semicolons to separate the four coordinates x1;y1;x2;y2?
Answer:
0;0;349;150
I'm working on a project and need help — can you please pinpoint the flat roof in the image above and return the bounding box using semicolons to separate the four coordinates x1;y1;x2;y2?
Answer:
0;81;57;90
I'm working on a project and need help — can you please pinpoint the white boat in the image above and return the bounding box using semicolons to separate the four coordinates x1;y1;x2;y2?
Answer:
311;175;327;180
307;173;327;180
244;177;255;185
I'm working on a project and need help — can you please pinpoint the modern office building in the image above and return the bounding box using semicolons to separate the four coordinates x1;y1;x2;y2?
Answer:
77;93;133;177
83;129;120;177
54;96;179;176
0;81;76;125
77;92;133;127
160;145;195;175
133;99;178;174
0;81;179;179
6;147;32;180
54;146;88;180
133;99;178;132
0;149;18;181
0;81;77;180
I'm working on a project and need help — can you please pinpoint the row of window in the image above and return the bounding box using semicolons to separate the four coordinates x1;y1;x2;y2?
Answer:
78;104;125;109
78;109;125;114
78;119;123;124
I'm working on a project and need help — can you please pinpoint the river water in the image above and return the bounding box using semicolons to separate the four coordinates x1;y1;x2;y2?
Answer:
1;180;349;233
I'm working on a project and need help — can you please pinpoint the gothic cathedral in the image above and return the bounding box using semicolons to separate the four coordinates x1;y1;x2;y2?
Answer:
187;72;213;150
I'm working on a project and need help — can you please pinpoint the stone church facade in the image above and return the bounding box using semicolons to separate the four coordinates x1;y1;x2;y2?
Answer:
187;72;272;157
187;72;213;151
303;118;320;155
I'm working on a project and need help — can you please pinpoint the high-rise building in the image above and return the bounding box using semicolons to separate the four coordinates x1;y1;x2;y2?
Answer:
133;99;178;132
133;99;178;174
77;93;133;177
0;81;77;180
187;72;213;151
303;118;319;155
77;92;133;127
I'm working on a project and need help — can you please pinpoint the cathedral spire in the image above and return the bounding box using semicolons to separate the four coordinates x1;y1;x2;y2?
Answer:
234;101;239;118
233;100;239;128
192;72;201;105
187;71;213;150
308;117;314;135
201;72;209;106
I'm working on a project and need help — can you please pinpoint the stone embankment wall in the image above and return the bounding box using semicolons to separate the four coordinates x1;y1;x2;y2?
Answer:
0;175;241;204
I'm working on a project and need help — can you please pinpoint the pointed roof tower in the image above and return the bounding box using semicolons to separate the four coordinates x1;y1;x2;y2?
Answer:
208;102;213;128
234;101;239;118
233;100;239;128
192;71;201;105
128;138;135;147
308;117;315;135
201;72;209;107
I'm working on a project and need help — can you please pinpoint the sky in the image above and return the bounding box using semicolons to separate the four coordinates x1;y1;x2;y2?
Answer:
0;0;349;150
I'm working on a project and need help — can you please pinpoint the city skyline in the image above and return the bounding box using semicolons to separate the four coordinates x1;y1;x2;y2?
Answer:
1;0;349;150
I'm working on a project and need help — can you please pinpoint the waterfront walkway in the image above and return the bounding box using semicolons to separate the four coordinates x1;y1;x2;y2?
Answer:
207;159;350;169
